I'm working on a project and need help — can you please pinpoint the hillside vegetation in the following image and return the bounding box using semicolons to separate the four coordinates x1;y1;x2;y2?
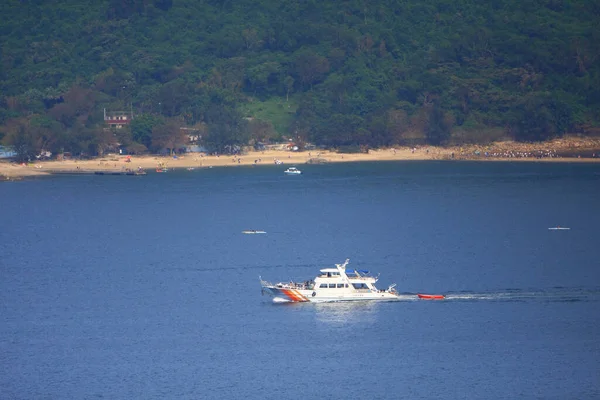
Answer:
1;0;599;159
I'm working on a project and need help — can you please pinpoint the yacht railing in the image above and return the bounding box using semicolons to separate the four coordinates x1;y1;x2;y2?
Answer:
260;277;314;290
259;276;273;287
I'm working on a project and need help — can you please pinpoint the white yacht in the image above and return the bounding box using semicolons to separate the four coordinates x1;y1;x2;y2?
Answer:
284;167;302;175
260;259;400;303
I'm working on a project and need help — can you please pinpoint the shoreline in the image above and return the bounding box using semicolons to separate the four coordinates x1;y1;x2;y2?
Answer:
2;138;600;180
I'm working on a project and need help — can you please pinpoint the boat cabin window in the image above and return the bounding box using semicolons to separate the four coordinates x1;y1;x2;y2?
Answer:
352;283;369;289
319;283;328;288
328;283;336;288
337;283;345;288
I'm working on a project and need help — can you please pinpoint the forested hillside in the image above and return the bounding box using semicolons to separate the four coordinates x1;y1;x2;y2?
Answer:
1;0;599;158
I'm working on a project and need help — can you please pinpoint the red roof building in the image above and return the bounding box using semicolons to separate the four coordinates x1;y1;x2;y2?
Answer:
104;109;132;129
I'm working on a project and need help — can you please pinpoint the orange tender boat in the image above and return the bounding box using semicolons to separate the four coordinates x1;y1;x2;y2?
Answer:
418;294;445;300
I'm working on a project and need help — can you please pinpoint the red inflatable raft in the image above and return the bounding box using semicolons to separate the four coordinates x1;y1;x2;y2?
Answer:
417;294;445;300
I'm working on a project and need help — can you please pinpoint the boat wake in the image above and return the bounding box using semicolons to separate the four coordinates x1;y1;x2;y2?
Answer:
426;287;600;303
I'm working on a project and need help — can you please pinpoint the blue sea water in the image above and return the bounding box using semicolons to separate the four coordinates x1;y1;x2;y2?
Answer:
1;161;599;399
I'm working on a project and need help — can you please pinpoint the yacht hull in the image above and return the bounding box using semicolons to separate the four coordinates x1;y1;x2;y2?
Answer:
262;286;401;303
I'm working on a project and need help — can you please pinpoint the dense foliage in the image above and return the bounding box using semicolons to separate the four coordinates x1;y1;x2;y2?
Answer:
1;0;599;159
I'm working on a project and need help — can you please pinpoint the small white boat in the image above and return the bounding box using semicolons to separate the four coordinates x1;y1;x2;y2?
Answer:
284;167;302;175
260;259;400;303
242;230;266;234
548;227;570;230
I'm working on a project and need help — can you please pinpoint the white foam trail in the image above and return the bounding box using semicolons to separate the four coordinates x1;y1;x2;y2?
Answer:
273;297;291;303
441;288;600;302
395;294;420;301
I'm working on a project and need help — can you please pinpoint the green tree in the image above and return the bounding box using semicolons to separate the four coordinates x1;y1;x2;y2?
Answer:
511;97;555;142
292;49;330;89
203;104;248;153
130;114;163;148
2;119;38;162
247;119;277;144
150;119;187;153
425;104;450;145
283;76;295;102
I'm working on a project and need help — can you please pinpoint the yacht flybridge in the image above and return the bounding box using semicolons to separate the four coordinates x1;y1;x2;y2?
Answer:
260;259;401;303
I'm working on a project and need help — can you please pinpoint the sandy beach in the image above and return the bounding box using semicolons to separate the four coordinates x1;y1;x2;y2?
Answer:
2;137;600;180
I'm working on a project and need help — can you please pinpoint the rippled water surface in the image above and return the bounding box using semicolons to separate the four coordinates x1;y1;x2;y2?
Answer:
1;161;599;399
